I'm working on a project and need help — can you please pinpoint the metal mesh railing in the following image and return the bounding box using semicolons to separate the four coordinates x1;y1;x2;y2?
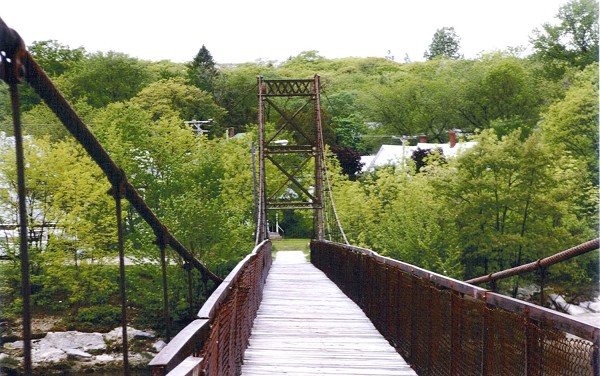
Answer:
149;240;272;376
311;240;600;376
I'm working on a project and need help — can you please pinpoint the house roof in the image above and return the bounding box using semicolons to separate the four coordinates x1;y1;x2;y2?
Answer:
361;141;477;171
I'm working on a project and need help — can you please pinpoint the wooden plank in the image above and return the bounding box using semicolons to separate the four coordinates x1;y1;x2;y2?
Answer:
241;251;417;376
149;319;209;372
167;356;203;376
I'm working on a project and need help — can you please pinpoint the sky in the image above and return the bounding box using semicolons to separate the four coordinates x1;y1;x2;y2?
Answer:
2;0;568;64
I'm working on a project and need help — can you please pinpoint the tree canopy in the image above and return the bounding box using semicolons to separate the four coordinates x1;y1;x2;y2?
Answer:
424;26;463;60
531;0;599;77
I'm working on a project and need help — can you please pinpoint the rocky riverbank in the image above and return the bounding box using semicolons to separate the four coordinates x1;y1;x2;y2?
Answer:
0;327;165;375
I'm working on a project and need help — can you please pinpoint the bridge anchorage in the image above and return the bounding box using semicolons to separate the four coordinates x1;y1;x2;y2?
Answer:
1;16;598;376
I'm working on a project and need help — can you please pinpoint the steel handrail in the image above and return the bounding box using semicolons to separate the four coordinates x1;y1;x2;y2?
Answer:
466;238;599;285
311;240;600;375
149;240;272;375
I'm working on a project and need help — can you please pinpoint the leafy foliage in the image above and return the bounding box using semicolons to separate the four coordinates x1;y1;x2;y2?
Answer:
187;45;219;94
424;26;463;60
531;0;599;77
62;51;153;108
540;63;599;183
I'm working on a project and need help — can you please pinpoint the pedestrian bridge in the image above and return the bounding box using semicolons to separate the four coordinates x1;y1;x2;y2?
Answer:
1;17;598;376
149;240;599;376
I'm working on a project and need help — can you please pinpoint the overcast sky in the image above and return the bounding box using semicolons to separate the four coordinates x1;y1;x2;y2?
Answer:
2;0;568;64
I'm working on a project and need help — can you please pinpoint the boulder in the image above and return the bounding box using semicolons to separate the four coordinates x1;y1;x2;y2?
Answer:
104;326;155;342
41;331;106;352
153;340;167;352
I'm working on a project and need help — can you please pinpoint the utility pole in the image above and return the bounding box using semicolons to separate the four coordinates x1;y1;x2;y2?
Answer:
184;119;213;138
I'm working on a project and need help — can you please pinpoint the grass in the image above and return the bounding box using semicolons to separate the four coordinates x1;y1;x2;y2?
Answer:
271;238;311;257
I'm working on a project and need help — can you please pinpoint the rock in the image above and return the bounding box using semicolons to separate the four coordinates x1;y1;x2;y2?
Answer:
94;354;116;363
516;285;539;300
33;348;67;363
4;340;24;350
2;327;159;372
153;340;167;352
549;294;569;312
587;297;600;312
104;326;155;342
132;328;155;340
65;348;93;360
41;331;106;352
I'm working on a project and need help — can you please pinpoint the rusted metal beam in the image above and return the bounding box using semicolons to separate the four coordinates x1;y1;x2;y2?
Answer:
264;97;313;143
266;155;313;202
257;75;325;240
261;79;314;97
466;238;600;285
267;202;315;210
266;145;314;154
265;155;315;201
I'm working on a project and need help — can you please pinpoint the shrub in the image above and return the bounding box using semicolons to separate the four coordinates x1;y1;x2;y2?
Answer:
64;305;121;332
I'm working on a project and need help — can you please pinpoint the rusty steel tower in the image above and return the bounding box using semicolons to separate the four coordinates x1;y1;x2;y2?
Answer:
256;75;325;243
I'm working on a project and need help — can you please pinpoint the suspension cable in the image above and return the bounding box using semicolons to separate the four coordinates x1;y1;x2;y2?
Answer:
322;156;349;244
316;87;349;244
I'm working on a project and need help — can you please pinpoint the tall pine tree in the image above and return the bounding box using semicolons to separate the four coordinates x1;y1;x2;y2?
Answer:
187;45;218;94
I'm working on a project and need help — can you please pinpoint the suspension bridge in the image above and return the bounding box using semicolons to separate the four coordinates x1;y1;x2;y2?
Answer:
1;18;599;376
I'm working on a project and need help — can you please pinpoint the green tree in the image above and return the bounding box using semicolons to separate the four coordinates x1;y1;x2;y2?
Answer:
214;62;276;131
130;77;227;128
0;137;116;312
332;173;379;248
373;169;463;277
457;54;544;133
187;45;218;94
436;129;596;293
530;0;599;77
540;63;599;183
424;26;463;60
63;51;153;108
29;40;86;78
367;59;467;141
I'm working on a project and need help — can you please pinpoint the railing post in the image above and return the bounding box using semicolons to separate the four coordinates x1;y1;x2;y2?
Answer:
158;236;171;342
539;266;547;307
593;345;599;376
525;311;543;376
450;292;460;376
482;304;493;376
185;263;194;318
7;66;33;376
111;178;130;375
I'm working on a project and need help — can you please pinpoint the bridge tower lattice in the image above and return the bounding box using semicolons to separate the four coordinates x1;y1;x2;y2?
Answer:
255;75;325;243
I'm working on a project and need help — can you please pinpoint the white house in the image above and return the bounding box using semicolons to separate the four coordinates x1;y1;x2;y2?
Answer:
361;131;477;172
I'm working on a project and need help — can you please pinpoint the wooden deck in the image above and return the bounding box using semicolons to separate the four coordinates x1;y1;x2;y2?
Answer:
241;251;417;376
